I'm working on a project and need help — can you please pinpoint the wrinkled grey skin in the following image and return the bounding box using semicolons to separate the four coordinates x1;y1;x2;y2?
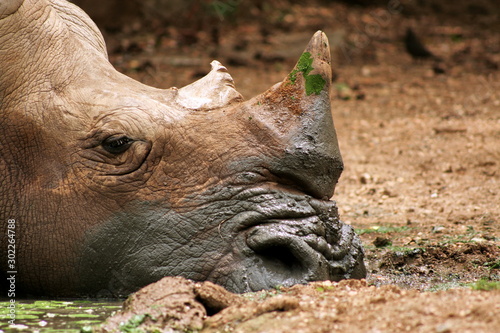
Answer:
0;0;365;297
81;185;362;296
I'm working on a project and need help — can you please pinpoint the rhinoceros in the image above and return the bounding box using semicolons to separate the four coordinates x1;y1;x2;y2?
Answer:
0;0;366;297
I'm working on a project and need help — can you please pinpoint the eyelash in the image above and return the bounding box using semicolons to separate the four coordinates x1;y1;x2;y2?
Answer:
101;136;134;154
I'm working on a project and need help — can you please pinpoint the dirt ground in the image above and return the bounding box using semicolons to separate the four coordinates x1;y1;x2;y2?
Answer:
93;1;500;331
97;277;500;333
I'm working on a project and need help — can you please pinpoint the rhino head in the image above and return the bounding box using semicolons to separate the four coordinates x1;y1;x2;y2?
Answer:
0;0;365;297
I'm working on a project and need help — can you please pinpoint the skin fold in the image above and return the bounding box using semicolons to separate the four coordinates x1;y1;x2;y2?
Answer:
0;0;365;297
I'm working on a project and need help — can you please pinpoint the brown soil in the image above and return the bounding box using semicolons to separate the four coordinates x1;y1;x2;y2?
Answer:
94;1;499;331
98;277;500;333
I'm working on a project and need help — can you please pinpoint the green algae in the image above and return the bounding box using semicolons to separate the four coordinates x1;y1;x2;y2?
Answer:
0;299;122;332
288;52;326;96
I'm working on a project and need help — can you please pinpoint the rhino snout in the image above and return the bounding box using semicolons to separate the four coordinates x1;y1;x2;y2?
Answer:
203;190;366;293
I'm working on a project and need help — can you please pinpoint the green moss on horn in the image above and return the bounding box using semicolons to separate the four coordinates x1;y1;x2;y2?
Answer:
288;52;326;96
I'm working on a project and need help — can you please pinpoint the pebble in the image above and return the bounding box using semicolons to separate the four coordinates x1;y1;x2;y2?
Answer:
431;226;445;233
435;322;452;333
373;237;392;248
471;237;487;243
360;173;372;184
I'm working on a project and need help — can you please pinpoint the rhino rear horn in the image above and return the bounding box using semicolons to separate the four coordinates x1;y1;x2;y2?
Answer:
175;60;243;110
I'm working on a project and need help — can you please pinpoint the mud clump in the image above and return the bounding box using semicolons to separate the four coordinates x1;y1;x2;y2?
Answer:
95;276;500;332
96;277;244;332
95;277;205;332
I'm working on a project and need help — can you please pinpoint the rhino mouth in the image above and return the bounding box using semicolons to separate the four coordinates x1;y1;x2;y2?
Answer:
215;186;364;292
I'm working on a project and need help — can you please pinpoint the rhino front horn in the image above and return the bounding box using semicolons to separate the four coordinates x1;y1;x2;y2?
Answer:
285;30;332;96
242;31;342;200
248;30;334;124
264;30;333;105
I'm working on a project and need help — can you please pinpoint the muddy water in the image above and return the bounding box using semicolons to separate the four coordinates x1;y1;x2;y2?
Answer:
0;299;122;332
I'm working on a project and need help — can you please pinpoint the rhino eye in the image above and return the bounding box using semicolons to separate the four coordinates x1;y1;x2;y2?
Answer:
102;135;134;154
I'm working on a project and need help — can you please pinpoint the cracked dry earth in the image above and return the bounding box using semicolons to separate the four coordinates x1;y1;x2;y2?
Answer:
93;1;500;332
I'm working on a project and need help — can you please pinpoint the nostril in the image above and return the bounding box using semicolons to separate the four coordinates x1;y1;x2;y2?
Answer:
253;244;304;275
246;227;309;280
244;223;333;290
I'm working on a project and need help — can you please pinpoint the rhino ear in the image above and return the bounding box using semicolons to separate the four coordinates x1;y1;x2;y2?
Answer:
175;60;243;110
0;0;23;19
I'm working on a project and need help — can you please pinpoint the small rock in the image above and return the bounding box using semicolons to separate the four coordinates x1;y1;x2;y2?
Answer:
373;237;392;248
381;188;397;197
431;226;445;233
360;173;372;184
435;322;452;333
416;266;430;275
433;62;446;74
471;237;487;243
361;66;371;76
